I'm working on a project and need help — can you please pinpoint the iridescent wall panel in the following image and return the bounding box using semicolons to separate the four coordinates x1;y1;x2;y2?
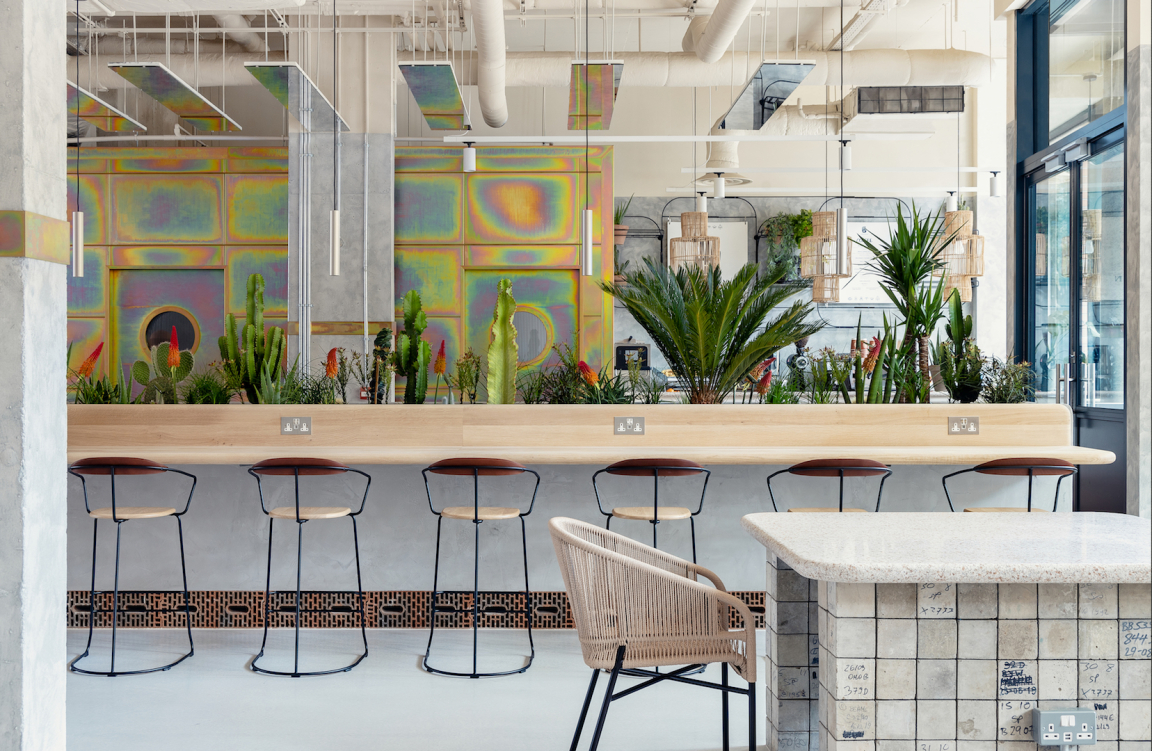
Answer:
395;247;463;316
567;63;622;131
464;174;579;244
69;82;146;132
68;319;107;378
110;269;225;377
68;247;108;316
108;62;241;132
111;175;224;244
394;147;463;173
67;174;108;245
226;175;289;244
395;174;463;244
111;157;223;174
111;246;223;268
398;63;470;131
226;247;289;317
467;245;580;268
464;269;578;370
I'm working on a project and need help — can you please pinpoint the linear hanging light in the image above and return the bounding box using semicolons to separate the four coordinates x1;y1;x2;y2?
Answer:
71;0;84;278
330;1;340;276
579;0;594;277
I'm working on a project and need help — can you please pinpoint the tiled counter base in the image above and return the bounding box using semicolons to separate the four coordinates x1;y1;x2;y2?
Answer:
765;558;1152;751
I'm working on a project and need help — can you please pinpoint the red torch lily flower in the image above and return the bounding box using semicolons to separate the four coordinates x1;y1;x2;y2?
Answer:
755;369;773;396
167;326;181;368
78;342;103;378
578;360;599;387
326;347;339;379
433;340;446;377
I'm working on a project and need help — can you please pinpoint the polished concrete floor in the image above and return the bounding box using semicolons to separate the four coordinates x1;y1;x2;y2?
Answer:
67;628;762;751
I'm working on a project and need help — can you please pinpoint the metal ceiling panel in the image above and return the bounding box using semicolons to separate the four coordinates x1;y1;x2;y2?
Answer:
716;62;815;131
68;81;146;132
107;61;241;132
397;62;471;132
568;62;623;131
244;61;350;133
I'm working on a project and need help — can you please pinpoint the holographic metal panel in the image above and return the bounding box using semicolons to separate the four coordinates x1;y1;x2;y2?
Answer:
582;317;605;370
397;63;471;132
395;147;463;173
110;175;224;244
464;174;580;244
111;246;223;267
67;173;108;245
464;269;578;370
395;247;462;317
226;175;289;244
68;247;108;316
68;318;107;379
467;245;580;268
567;63;622;131
243;62;349;133
475;147;601;173
108;62;241;132
109;269;225;379
111;157;223;173
717;62;814;131
68;81;146;132
395;174;463;244
226;247;288;317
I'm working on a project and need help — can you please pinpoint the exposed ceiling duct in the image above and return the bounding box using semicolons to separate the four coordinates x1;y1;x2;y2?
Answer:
75;0;302;11
683;0;759;63
212;14;267;53
471;0;509;127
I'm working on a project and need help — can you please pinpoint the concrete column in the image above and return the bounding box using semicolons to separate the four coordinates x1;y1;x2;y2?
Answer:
0;1;69;749
1126;0;1151;519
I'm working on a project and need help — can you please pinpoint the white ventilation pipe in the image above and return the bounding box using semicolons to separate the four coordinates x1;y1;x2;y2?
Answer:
689;0;760;63
471;0;509;127
213;14;267;53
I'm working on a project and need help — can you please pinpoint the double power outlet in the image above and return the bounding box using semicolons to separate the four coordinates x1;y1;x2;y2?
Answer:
1033;708;1097;747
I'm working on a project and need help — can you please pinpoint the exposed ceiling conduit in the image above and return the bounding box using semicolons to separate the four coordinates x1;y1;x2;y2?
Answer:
471;0;509;127
74;48;990;91
685;0;760;63
212;14;267;53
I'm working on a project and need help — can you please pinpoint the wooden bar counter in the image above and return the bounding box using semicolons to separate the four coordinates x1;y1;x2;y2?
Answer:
68;403;1115;466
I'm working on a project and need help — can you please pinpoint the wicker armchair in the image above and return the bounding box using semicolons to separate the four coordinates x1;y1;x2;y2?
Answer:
550;517;757;751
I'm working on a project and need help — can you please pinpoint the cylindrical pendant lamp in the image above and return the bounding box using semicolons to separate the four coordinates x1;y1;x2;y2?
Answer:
463;144;477;173
581;208;594;276
839;141;852;171
990;171;1002;198
713;174;725;199
71;211;84;278
329;209;341;276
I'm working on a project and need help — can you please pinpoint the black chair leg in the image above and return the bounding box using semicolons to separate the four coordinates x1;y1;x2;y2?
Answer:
690;516;698;563
110;520;123;675
73;519;100;669
423;515;444;670
176;516;194;657
722;662;730;751
570;668;601;751
748;680;757;751
472;517;481;678
588;646;626;751
352;516;368;658
256;518;274;662
520;516;535;665
294;520;304;676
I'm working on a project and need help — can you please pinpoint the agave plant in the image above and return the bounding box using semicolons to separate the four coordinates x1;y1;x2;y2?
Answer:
600;259;823;404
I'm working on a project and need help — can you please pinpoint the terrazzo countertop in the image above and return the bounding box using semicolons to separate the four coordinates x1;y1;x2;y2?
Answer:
741;512;1152;584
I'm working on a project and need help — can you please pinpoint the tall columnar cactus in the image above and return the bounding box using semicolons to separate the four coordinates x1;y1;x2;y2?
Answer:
485;278;519;404
132;328;194;404
395;290;431;404
219;273;285;404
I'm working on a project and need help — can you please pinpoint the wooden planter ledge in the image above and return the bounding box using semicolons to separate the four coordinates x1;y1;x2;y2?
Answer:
67;403;1115;466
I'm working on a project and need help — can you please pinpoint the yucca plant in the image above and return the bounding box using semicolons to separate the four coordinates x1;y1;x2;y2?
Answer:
600;259;822;404
857;202;960;388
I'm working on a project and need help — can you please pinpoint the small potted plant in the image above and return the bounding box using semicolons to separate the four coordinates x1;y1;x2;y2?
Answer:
613;195;633;246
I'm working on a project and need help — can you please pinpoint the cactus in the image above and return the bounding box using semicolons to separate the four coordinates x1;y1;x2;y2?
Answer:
218;273;286;403
395;290;431;404
944;289;972;361
485;278;519;404
132;330;194;404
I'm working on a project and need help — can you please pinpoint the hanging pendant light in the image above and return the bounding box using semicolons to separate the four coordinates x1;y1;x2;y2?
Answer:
463;142;477;172
582;209;595;276
834;207;849;276
839;140;852;171
579;0;594;277
71;211;84;278
329;0;341;276
946;191;958;212
989;171;1002;198
713;173;726;199
695;192;708;213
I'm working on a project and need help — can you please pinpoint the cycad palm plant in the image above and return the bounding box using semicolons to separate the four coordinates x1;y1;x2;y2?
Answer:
600;259;822;404
857;202;959;385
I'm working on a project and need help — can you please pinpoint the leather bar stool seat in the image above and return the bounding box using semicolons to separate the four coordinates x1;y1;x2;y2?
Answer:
943;458;1076;512
768;459;893;513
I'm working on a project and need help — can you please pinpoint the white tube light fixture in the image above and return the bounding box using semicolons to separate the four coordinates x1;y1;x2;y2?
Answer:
834;207;849;276
695;192;708;213
946;191;958;212
839;140;852;171
463;143;477;173
329;209;341;276
990;171;1002;198
713;173;726;199
71;211;84;278
581;208;594;276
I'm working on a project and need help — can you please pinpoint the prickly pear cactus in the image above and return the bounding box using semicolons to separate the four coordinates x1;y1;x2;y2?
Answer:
132;342;194;404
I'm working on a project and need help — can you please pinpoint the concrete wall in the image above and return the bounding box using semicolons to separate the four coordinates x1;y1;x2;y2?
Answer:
66;462;1056;595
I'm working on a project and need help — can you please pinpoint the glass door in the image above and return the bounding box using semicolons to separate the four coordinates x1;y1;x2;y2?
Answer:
1029;170;1072;403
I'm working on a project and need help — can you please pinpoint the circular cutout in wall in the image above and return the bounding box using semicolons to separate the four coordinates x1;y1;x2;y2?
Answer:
513;305;554;368
141;307;201;354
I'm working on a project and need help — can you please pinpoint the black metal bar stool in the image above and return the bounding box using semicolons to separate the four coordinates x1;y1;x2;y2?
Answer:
248;458;372;677
68;457;197;677
422;458;540;678
592;458;710;562
942;457;1077;512
767;458;893;512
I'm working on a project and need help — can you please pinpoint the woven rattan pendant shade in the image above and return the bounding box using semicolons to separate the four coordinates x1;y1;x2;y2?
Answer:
802;210;849;302
669;212;720;272
935;210;985;302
